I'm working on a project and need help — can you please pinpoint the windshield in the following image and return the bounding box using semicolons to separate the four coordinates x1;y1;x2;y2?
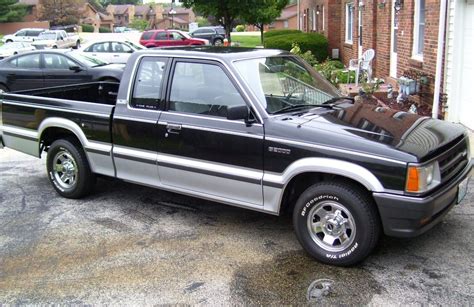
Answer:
178;31;191;39
38;33;57;40
68;52;108;67
234;56;341;114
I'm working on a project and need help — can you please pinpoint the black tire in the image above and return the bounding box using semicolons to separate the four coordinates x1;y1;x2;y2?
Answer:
13;52;18;55
213;38;223;46
46;139;95;199
293;181;380;266
0;84;8;93
6;39;12;43
75;40;81;49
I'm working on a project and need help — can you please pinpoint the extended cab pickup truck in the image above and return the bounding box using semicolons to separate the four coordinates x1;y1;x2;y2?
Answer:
31;30;81;49
0;47;472;265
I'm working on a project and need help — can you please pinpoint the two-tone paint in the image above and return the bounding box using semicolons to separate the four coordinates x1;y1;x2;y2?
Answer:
0;47;471;237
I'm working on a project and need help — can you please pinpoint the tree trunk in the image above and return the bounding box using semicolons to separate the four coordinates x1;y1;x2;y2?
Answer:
260;23;264;45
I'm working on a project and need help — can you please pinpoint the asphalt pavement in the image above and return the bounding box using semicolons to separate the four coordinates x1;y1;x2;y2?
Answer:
0;147;473;304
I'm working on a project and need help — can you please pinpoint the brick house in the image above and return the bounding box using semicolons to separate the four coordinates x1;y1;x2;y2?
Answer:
295;0;470;124
154;7;196;30
106;4;135;27
80;3;114;32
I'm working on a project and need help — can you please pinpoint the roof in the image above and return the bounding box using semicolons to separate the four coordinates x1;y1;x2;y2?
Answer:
163;7;193;15
111;4;133;15
135;5;152;15
133;46;289;62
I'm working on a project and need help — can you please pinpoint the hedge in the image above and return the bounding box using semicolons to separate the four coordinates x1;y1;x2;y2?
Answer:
263;29;302;39
81;24;94;33
99;27;112;33
264;32;329;62
235;25;245;32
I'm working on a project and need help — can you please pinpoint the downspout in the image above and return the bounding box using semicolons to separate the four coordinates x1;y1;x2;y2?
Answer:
432;0;448;119
297;0;300;30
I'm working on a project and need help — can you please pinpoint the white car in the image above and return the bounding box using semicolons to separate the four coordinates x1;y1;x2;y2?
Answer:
1;28;45;43
78;40;144;64
0;42;36;60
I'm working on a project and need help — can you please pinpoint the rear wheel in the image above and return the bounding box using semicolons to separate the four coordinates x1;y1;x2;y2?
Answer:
46;139;95;199
6;39;12;43
293;181;380;266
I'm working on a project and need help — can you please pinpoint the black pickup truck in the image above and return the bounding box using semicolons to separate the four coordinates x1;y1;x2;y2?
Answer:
0;47;472;265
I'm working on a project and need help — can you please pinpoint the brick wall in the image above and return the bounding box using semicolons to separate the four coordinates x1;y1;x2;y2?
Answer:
0;21;50;35
315;0;443;107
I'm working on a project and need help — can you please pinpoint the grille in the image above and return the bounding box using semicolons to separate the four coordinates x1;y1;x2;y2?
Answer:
438;138;469;184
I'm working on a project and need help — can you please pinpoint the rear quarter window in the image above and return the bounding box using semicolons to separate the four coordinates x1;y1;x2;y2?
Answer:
141;31;154;40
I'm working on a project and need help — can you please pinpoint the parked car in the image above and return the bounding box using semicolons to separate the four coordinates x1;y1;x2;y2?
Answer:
189;26;226;46
31;30;81;49
0;47;472;266
0;50;124;92
139;29;208;48
0;42;36;60
77;39;144;64
1;28;46;44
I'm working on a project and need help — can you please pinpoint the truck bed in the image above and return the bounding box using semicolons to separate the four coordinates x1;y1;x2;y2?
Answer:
0;82;119;160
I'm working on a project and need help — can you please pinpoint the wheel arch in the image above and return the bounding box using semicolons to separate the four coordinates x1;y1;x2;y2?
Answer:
38;117;89;156
263;158;386;214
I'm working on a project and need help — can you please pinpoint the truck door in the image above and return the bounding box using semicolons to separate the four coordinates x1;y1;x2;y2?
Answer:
112;56;169;186
157;59;264;206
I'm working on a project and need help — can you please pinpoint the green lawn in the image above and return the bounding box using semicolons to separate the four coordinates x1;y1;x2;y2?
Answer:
231;35;262;48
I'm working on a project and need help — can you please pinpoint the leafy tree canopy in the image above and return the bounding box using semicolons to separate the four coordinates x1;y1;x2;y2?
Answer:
0;0;28;23
40;0;82;26
242;0;288;43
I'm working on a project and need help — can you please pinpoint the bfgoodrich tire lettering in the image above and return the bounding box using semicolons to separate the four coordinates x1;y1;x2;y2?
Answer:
46;139;95;199
293;181;380;266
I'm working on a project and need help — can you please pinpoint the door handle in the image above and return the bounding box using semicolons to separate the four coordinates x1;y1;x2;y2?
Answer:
166;123;182;136
113;54;120;57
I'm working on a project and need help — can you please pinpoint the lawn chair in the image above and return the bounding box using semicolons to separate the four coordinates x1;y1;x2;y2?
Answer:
347;49;375;86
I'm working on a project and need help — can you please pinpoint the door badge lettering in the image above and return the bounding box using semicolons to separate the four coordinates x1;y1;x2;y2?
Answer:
268;146;291;155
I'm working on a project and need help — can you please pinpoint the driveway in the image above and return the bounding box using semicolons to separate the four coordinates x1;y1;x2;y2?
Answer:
0;148;472;304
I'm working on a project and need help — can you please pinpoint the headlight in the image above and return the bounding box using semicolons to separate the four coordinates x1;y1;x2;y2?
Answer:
406;162;441;193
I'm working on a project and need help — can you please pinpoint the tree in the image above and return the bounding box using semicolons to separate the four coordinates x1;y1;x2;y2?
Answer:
129;18;148;31
242;0;288;44
182;0;249;43
0;0;27;23
40;0;83;26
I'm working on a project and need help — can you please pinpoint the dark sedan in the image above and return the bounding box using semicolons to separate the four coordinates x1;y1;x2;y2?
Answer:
0;50;124;92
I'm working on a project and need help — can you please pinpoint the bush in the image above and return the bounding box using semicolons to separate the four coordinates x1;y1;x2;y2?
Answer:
81;24;94;33
99;27;111;33
129;19;148;31
315;59;355;86
235;25;245;32
264;32;329;62
263;29;302;39
290;43;318;66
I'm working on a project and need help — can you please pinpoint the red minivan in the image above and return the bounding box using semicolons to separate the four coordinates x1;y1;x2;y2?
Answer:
139;29;209;48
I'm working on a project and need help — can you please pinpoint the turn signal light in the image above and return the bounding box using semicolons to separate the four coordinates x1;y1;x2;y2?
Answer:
406;166;420;192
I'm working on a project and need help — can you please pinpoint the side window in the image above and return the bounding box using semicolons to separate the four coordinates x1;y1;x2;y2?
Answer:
12;54;41;69
131;57;167;110
154;32;168;40
16;30;26;37
170;32;184;40
90;42;109;52
111;42;132;53
43;54;76;69
169;62;246;118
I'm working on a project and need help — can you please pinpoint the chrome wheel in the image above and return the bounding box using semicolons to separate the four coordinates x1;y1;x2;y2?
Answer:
52;150;78;189
306;200;356;252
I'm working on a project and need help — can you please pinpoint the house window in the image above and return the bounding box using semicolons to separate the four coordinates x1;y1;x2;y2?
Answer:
345;3;354;43
413;0;425;60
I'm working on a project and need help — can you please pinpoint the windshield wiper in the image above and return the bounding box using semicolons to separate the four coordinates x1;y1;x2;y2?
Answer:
92;63;108;67
322;96;354;105
272;103;336;115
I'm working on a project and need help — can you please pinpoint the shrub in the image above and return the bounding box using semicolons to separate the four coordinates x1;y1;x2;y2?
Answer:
263;29;302;39
235;25;245;32
314;59;356;86
290;43;318;66
264;32;329;62
99;27;112;33
81;24;94;33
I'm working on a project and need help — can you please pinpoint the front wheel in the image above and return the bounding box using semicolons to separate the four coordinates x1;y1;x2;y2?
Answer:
293;181;380;266
75;40;81;49
46;139;95;199
213;38;223;46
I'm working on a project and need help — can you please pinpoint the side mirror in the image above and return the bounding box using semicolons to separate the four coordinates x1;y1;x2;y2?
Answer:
227;105;251;121
69;65;83;72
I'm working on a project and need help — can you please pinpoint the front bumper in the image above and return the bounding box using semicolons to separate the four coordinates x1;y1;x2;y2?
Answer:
373;159;473;237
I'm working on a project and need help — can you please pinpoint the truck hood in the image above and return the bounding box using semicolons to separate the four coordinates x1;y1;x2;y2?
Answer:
271;102;467;161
